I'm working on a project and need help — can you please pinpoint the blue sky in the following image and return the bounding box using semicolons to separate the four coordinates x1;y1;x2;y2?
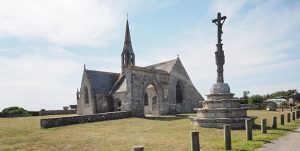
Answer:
0;0;300;110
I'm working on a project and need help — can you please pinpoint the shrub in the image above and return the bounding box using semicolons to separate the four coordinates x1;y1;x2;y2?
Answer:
28;111;40;116
280;101;289;107
248;95;264;104
0;112;2;117
2;106;29;117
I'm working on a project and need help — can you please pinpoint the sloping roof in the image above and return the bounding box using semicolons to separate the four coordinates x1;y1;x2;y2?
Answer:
289;93;300;99
145;58;178;73
85;70;120;95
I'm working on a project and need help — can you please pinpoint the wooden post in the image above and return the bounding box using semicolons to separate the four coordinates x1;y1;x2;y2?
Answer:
224;124;231;150
272;116;277;129
287;113;291;123
245;119;252;141
280;114;284;125
132;146;144;151
292;112;296;121
291;107;293;112
261;119;267;134
191;131;200;151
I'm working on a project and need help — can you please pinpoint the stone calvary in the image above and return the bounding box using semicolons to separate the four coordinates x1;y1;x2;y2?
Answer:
190;12;256;129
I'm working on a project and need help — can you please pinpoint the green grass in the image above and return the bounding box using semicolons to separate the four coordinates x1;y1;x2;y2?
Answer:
0;110;299;151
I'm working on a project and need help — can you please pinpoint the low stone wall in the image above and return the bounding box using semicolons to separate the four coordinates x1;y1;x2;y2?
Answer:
39;109;77;116
2;114;31;118
40;111;131;128
241;103;268;110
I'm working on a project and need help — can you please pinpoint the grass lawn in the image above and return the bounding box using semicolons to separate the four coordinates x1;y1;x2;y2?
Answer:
0;110;299;151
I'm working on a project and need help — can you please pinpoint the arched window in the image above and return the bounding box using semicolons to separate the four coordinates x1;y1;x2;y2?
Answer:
85;87;89;104
176;81;183;103
117;101;122;111
144;92;149;106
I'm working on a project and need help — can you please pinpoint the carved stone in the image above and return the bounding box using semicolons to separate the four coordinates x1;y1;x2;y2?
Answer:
190;12;256;129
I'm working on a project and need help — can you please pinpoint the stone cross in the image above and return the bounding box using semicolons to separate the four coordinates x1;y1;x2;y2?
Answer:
212;12;227;83
212;12;226;44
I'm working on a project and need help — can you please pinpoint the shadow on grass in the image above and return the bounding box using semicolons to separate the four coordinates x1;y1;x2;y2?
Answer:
254;140;272;143
144;114;190;121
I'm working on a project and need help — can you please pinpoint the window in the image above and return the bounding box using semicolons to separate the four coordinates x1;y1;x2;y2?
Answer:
176;81;183;103
85;87;89;104
118;101;122;111
144;92;149;106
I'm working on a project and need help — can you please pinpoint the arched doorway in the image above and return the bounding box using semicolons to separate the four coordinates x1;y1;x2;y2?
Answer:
143;84;157;115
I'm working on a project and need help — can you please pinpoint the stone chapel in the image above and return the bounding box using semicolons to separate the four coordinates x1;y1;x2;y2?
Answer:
76;19;204;117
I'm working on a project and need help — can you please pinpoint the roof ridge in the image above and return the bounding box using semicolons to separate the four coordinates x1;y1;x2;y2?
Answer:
145;58;178;67
86;69;119;75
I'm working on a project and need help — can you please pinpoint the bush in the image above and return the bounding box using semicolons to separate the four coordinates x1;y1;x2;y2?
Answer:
280;101;289;107
0;112;2;117
2;106;29;117
248;95;264;104
28;111;40;116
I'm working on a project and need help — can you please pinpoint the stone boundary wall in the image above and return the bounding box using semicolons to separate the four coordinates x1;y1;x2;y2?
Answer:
39;109;77;116
40;111;131;128
241;103;268;110
2;114;32;118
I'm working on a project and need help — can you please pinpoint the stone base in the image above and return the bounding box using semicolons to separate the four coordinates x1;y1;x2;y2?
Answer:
189;116;257;129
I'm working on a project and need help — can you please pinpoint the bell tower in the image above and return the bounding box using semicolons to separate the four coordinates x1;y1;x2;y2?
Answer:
121;19;135;73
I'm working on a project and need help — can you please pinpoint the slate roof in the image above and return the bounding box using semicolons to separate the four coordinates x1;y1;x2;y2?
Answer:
145;58;178;73
85;70;120;95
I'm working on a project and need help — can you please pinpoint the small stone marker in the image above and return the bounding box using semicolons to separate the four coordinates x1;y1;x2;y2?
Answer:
245;119;252;141
132;145;144;151
292;112;296;121
261;119;267;134
191;131;200;151
224;124;231;150
272;116;277;129
287;113;291;123
280;114;284;125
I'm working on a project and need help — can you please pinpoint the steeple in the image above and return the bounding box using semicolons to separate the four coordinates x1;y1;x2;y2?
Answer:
121;19;135;73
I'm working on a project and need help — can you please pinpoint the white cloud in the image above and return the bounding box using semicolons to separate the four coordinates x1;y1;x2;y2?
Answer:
137;0;300;96
0;0;139;47
0;52;82;110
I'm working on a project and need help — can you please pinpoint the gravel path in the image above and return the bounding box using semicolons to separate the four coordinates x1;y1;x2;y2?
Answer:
256;126;300;151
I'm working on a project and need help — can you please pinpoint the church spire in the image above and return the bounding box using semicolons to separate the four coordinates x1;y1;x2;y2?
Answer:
121;18;135;73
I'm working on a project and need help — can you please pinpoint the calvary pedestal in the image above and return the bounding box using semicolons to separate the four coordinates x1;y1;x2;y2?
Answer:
190;12;256;129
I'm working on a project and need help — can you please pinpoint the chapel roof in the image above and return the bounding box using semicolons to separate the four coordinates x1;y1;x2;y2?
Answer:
85;70;120;95
145;58;178;73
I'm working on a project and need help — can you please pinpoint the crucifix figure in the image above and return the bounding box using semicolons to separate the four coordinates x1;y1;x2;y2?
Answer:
212;12;227;83
212;12;226;44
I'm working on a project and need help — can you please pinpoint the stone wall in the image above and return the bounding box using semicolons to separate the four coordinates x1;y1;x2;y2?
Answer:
167;60;204;113
77;72;95;115
240;103;269;110
39;109;77;116
40;111;131;128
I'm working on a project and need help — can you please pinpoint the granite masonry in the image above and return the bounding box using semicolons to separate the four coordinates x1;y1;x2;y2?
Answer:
190;12;256;129
39;108;76;116
77;19;203;117
40;111;131;128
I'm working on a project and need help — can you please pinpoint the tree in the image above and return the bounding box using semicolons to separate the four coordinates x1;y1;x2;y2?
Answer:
240;91;250;104
248;95;264;104
269;89;298;99
2;106;28;117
